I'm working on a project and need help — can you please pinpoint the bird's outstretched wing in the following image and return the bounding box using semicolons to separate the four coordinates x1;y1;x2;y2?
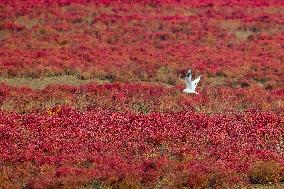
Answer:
185;70;192;89
186;70;192;78
192;75;201;91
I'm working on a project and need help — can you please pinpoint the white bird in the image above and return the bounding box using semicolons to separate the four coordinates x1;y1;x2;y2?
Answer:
182;70;202;94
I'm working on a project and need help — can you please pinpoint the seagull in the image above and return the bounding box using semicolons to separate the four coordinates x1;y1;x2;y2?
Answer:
182;70;202;94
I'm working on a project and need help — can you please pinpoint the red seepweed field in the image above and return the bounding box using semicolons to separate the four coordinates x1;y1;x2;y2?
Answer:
0;0;284;188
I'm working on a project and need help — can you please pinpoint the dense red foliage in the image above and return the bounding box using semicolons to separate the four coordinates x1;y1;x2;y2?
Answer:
0;0;283;87
0;82;283;114
0;107;283;187
0;0;283;188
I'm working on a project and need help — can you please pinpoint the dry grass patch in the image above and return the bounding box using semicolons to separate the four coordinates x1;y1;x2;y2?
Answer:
0;75;108;89
248;161;283;184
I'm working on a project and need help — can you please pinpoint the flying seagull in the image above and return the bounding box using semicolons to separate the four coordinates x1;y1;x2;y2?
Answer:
182;70;202;94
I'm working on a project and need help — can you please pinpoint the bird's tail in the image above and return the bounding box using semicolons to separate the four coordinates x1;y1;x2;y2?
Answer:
194;91;199;95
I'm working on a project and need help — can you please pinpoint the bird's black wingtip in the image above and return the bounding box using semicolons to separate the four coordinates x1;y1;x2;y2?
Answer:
186;70;191;77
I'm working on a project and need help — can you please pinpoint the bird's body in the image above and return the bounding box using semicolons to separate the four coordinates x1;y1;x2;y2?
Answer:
183;70;201;94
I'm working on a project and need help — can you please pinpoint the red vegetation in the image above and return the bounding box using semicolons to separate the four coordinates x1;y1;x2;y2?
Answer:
0;107;284;188
0;82;283;114
0;0;283;188
0;0;283;86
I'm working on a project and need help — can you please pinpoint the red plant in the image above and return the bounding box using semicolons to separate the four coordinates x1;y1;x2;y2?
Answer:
0;0;283;188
